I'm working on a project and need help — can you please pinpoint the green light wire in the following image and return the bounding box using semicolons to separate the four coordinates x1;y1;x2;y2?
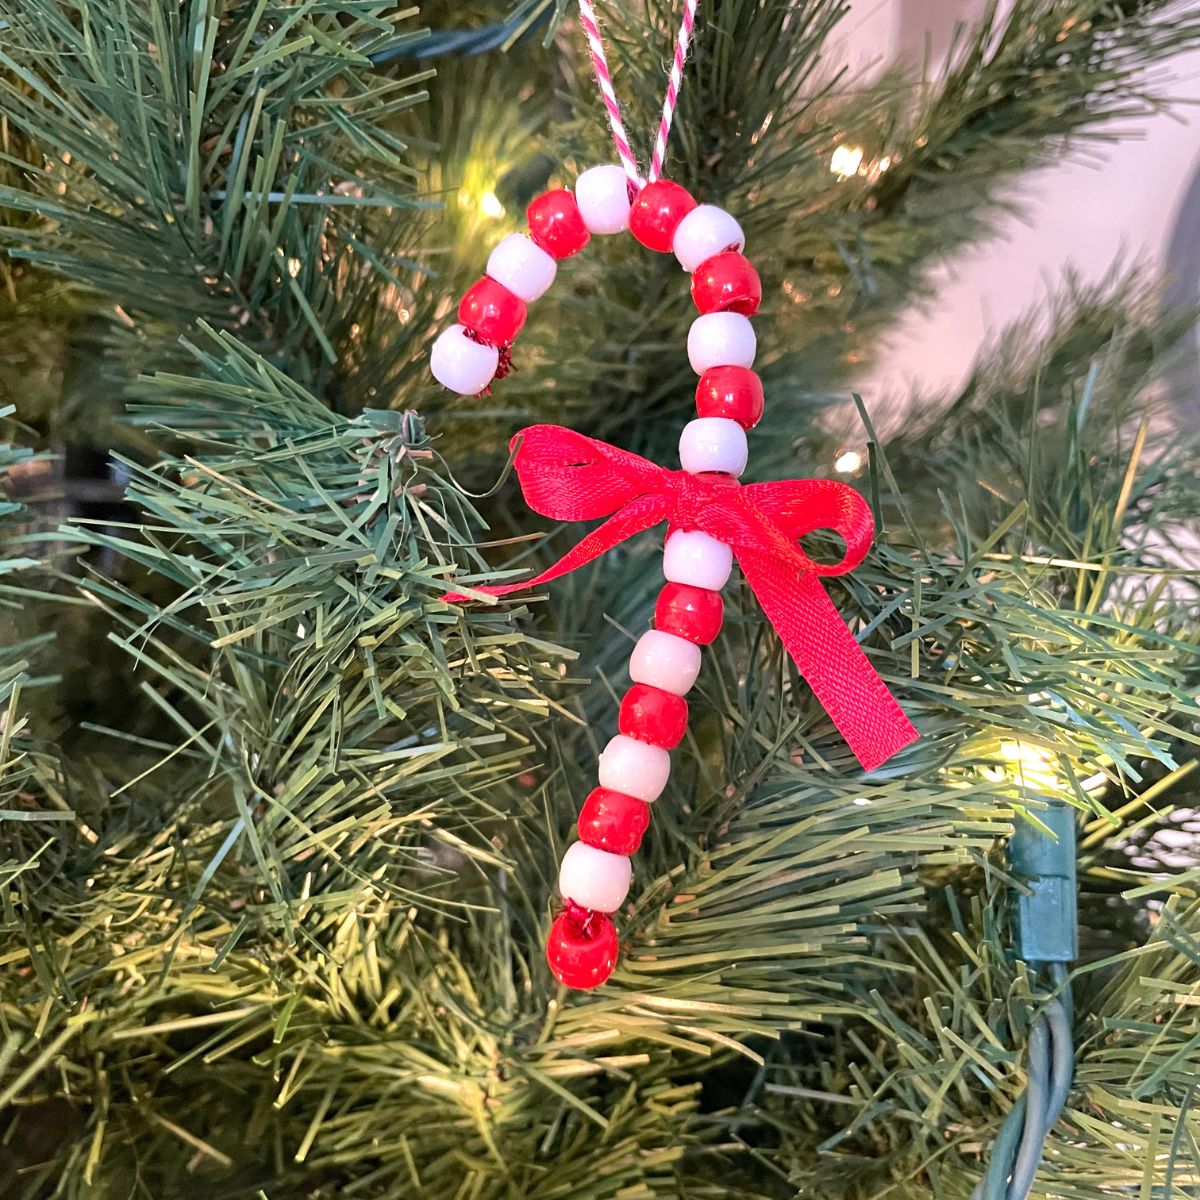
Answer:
972;964;1074;1200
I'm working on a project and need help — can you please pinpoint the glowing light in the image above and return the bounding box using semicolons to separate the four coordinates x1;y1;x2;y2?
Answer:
834;449;862;474
994;740;1106;798
998;740;1062;793
971;720;1108;802
287;257;302;278
458;187;506;218
830;144;864;180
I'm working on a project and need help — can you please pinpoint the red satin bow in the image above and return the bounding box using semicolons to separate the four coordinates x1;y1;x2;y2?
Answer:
446;425;918;771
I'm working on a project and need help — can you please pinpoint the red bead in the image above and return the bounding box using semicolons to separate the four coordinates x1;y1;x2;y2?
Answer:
691;251;762;315
629;180;697;253
619;684;688;749
526;189;590;259
695;366;764;430
546;909;619;989
578;787;652;854
458;276;527;346
655;582;724;645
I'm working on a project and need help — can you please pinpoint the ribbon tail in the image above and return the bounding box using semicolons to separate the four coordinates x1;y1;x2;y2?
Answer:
739;552;918;772
444;494;667;603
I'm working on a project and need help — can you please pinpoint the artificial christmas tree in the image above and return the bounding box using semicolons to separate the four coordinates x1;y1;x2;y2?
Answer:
1;2;1198;1197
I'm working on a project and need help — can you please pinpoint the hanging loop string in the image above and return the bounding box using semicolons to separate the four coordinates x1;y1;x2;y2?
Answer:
648;0;698;183
576;0;700;192
577;0;644;190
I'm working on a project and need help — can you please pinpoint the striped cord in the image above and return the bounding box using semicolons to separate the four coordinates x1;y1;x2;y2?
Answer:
648;0;698;183
576;0;700;193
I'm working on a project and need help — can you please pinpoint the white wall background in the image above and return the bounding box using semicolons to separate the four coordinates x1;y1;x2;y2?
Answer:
835;0;1200;401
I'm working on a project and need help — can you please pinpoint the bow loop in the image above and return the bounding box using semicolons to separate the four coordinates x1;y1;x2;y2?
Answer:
510;425;660;521
741;478;875;578
449;424;918;770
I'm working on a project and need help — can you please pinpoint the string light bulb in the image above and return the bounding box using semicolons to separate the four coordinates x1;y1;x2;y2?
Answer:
830;144;864;180
834;449;862;474
979;738;1106;799
459;186;506;219
830;145;895;183
998;740;1063;794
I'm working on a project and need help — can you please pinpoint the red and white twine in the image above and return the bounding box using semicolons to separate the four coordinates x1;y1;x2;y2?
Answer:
648;0;698;183
576;0;701;191
576;0;644;189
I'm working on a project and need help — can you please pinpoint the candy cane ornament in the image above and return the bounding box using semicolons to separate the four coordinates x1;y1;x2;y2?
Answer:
433;171;919;988
432;5;918;990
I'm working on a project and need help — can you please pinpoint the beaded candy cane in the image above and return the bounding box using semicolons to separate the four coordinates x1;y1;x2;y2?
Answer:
432;3;917;989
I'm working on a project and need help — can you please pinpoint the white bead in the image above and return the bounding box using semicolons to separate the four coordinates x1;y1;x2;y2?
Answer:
687;312;756;374
574;164;631;235
597;734;672;802
430;324;499;395
678;417;748;477
672;204;745;272
486;234;557;302
558;841;632;912
628;630;703;696
663;529;734;591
